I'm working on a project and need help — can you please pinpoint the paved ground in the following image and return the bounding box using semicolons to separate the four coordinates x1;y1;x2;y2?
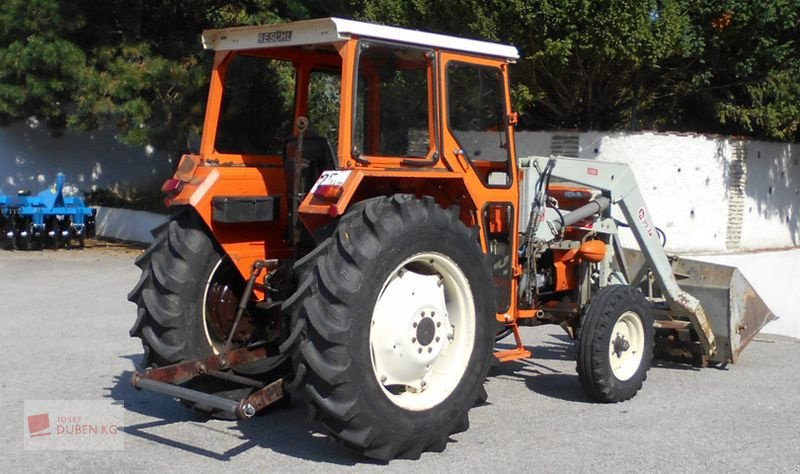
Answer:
1;248;799;472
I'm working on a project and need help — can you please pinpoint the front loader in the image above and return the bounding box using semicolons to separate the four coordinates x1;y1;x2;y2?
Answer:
128;18;774;460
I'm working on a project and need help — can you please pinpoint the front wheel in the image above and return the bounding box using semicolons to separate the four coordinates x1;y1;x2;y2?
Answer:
577;285;654;403
290;195;495;460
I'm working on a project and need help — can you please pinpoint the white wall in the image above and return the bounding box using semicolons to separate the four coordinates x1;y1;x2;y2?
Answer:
516;130;800;253
739;141;799;249
0;122;172;198
694;249;800;339
94;206;168;244
2;124;797;252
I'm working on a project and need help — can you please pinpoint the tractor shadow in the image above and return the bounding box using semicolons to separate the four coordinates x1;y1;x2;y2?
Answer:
490;333;594;404
488;332;716;403
106;354;374;466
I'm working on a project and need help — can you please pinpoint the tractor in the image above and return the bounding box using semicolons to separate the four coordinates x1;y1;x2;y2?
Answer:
129;18;773;460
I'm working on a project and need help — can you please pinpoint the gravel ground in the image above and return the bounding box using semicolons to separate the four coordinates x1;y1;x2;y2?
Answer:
1;248;798;472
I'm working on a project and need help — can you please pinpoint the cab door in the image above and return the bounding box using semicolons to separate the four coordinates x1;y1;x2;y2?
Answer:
439;52;519;314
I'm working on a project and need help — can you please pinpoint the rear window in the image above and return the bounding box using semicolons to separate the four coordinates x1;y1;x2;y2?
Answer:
215;54;295;155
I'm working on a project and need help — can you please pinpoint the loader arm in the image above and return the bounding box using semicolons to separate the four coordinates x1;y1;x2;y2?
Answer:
524;156;717;357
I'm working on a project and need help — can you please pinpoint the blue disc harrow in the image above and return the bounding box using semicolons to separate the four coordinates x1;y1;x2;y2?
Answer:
0;173;95;250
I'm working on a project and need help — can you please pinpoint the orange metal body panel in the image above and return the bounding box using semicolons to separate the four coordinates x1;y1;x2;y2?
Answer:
169;165;293;279
552;248;580;292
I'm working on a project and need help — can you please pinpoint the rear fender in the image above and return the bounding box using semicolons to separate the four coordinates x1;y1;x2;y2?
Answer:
297;169;479;236
167;165;293;281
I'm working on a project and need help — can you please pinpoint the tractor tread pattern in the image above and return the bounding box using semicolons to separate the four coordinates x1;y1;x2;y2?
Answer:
128;211;213;367
289;195;492;460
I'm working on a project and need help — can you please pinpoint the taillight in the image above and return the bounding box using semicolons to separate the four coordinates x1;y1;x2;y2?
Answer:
161;178;184;194
161;178;184;207
313;184;343;201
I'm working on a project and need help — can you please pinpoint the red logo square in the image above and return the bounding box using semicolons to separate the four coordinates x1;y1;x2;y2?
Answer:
28;413;51;437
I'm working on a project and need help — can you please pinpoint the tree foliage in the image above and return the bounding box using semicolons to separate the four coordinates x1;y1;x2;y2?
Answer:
0;0;798;155
689;1;800;140
0;0;329;153
359;0;800;141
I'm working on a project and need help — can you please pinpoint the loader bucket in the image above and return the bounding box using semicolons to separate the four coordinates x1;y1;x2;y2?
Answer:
623;250;776;363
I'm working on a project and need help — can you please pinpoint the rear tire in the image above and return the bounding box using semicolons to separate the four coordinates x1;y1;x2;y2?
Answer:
128;210;284;415
577;285;654;402
290;195;495;460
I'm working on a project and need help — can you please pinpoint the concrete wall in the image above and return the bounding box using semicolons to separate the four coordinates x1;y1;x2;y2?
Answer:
2;124;797;252
516;130;799;253
0;122;172;198
2;122;797;251
694;249;800;339
94;206;168;244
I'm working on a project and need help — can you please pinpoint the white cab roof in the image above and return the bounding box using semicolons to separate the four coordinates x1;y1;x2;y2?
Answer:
202;17;519;61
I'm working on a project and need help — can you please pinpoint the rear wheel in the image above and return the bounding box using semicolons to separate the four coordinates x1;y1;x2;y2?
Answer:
577;285;654;402
128;210;284;415
289;195;494;460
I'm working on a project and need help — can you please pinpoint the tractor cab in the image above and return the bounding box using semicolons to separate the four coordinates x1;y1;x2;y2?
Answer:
164;18;524;313
200;17;518;174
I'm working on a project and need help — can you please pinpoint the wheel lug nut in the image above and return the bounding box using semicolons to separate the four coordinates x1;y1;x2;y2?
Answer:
381;375;387;383
418;348;422;354
435;336;440;342
413;322;417;328
436;322;441;328
421;311;426;317
427;347;432;353
412;337;416;343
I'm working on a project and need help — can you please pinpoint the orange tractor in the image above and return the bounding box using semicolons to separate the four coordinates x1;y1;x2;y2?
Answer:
129;18;773;460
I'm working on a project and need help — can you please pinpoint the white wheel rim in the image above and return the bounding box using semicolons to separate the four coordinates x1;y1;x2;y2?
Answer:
370;252;475;411
608;311;645;381
202;258;225;355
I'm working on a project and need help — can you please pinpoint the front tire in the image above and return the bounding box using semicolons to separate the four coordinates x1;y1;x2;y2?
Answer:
577;285;654;402
291;195;495;460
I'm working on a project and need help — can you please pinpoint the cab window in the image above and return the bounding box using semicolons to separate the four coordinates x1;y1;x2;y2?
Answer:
446;62;511;186
353;42;434;159
215;54;295;155
307;70;341;151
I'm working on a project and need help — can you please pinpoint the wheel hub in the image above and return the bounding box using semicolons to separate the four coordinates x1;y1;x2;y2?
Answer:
612;333;631;357
203;258;258;351
416;316;436;346
206;281;239;335
371;271;452;390
369;252;475;411
608;311;645;381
